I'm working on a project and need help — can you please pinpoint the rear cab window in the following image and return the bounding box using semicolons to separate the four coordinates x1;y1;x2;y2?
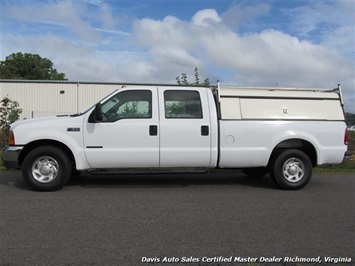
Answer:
164;90;203;119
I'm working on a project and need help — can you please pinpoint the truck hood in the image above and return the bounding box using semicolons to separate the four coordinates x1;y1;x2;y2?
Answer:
11;115;85;131
10;114;88;147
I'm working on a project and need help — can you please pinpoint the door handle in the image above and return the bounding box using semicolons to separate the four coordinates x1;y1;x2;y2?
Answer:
201;125;209;136
149;125;158;136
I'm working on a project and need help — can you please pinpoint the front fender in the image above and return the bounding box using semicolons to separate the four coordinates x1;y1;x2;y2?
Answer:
17;130;90;170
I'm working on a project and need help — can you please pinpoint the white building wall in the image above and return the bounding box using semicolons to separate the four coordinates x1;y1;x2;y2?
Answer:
76;83;122;113
0;81;128;119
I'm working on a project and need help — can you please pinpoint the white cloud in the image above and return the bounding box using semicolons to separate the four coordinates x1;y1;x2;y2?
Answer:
283;1;354;56
132;16;193;49
126;6;354;111
192;9;222;27
221;3;271;30
130;9;352;86
5;1;100;42
83;0;103;6
2;1;354;112
98;3;120;31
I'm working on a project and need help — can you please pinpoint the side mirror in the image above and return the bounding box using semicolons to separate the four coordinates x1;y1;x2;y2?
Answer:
89;103;103;123
94;103;103;122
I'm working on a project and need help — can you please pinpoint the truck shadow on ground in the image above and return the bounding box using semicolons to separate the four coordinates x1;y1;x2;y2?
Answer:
0;170;278;190
66;170;278;190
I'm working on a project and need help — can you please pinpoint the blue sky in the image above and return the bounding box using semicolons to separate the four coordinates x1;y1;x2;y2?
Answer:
1;0;354;111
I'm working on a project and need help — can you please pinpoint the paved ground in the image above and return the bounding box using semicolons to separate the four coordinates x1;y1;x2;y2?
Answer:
0;170;354;266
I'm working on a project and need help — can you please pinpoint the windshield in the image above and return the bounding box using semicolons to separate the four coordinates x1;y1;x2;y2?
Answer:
78;89;119;116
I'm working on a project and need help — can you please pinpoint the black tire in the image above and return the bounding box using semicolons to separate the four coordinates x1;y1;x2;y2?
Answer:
71;170;82;177
22;146;72;191
269;149;312;190
242;167;269;178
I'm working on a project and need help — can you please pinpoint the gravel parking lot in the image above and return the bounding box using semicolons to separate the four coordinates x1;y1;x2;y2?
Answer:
0;170;354;265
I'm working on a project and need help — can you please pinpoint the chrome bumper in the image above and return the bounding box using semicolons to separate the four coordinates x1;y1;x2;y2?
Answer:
2;146;23;169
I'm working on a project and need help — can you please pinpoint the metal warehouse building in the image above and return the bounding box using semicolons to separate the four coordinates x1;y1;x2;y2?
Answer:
0;80;150;120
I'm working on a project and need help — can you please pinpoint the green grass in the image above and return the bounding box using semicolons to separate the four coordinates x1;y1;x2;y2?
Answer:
314;131;355;174
0;151;10;171
314;159;355;174
348;130;355;151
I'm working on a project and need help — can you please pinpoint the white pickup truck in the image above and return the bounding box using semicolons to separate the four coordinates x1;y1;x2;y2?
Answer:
2;84;349;191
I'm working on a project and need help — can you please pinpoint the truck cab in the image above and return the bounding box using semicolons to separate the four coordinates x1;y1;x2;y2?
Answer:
84;86;218;168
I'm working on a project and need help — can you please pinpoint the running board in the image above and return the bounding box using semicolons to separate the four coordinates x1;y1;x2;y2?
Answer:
88;168;209;175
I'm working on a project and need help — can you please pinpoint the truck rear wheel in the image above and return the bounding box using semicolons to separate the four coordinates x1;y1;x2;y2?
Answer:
270;149;312;190
22;146;72;191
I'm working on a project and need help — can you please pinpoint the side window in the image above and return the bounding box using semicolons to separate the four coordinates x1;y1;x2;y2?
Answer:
101;90;152;122
164;90;203;119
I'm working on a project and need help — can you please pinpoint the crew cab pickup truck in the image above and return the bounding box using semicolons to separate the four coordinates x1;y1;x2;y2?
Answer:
2;84;349;191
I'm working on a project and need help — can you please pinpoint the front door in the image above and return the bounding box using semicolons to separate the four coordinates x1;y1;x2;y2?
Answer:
83;88;159;168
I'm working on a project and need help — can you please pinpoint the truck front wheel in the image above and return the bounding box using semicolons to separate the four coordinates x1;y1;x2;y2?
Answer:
22;146;72;191
270;149;312;190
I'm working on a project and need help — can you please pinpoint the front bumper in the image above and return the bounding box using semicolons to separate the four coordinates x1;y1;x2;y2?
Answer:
2;146;23;169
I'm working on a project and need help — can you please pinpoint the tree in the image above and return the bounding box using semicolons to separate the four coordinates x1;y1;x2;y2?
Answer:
0;97;23;146
176;67;210;87
121;102;139;117
345;112;355;126
0;52;67;80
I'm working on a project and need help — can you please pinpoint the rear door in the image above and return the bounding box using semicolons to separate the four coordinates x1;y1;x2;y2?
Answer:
158;87;212;167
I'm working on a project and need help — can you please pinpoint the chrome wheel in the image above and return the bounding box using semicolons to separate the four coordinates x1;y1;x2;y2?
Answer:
22;146;72;191
32;156;59;183
282;157;305;183
270;149;312;190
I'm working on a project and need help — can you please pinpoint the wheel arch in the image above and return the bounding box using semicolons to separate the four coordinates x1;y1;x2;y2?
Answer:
19;140;76;170
269;138;317;167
